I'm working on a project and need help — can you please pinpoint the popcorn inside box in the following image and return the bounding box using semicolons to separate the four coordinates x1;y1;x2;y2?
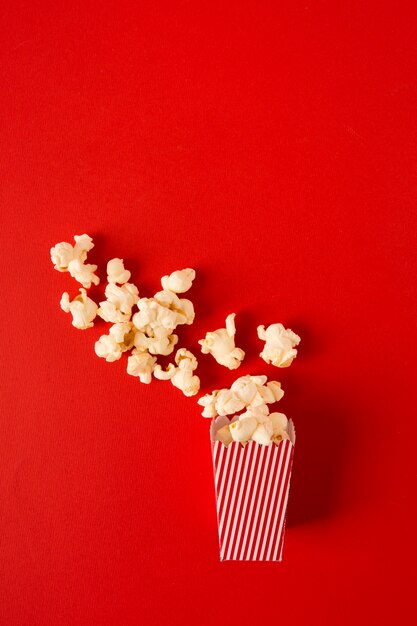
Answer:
51;234;301;562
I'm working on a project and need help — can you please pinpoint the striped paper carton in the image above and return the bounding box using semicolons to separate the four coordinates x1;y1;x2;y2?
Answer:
210;418;295;562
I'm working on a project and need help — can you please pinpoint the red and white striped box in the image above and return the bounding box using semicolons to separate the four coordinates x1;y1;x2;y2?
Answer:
210;418;295;562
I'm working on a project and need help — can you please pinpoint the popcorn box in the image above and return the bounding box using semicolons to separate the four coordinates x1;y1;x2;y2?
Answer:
210;419;295;561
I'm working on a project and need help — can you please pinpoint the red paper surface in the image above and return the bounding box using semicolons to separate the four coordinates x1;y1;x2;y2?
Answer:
1;2;416;625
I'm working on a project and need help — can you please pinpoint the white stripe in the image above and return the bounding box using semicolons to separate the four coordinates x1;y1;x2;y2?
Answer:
245;443;273;560
252;444;279;560
258;442;286;560
219;442;239;537
239;444;266;560
225;441;253;560
232;443;258;560
265;441;291;560
221;442;245;558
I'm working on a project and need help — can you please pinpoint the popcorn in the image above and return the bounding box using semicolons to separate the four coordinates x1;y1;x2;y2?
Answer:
270;412;290;443
60;288;98;330
198;313;245;369
134;326;178;356
107;258;131;284
216;410;290;447
252;421;274;446
50;234;94;272
153;291;195;326
197;390;220;418
127;349;157;383
51;234;100;288
214;389;246;416
97;283;139;323
230;417;257;443
68;258;100;289
94;322;135;362
133;297;179;331
257;323;301;368
198;375;284;419
50;242;74;272
161;268;195;293
154;348;200;396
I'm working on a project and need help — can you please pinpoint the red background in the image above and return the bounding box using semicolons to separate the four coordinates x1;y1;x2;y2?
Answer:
1;2;416;625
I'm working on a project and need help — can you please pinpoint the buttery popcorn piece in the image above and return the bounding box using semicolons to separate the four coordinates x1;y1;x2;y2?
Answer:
68;258;100;289
107;258;131;284
153;290;195;326
94;322;135;362
154;348;200;397
51;234;100;288
97;283;139;323
257;323;301;368
161;268;196;293
50;234;94;272
60;288;98;330
197;391;220;418
269;412;290;442
127;349;157;383
230;417;257;443
134;326;178;356
198;313;245;369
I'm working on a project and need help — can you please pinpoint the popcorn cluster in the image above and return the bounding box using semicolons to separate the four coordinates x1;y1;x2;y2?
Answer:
51;234;301;444
50;235;200;395
199;375;290;446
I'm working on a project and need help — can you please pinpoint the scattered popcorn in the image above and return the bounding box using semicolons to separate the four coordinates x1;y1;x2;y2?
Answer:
198;313;245;369
154;348;200;397
51;236;300;450
50;234;94;272
68;258;100;289
107;258;131;284
97;283;139;323
161;268;195;293
51;234;100;288
60;288;98;330
214;389;246;416
95;322;135;362
257;323;301;368
134;326;178;356
197;390;220;418
127;349;157;383
153;291;195;326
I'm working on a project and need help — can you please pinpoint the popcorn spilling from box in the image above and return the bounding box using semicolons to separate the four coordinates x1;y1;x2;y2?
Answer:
50;234;300;561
